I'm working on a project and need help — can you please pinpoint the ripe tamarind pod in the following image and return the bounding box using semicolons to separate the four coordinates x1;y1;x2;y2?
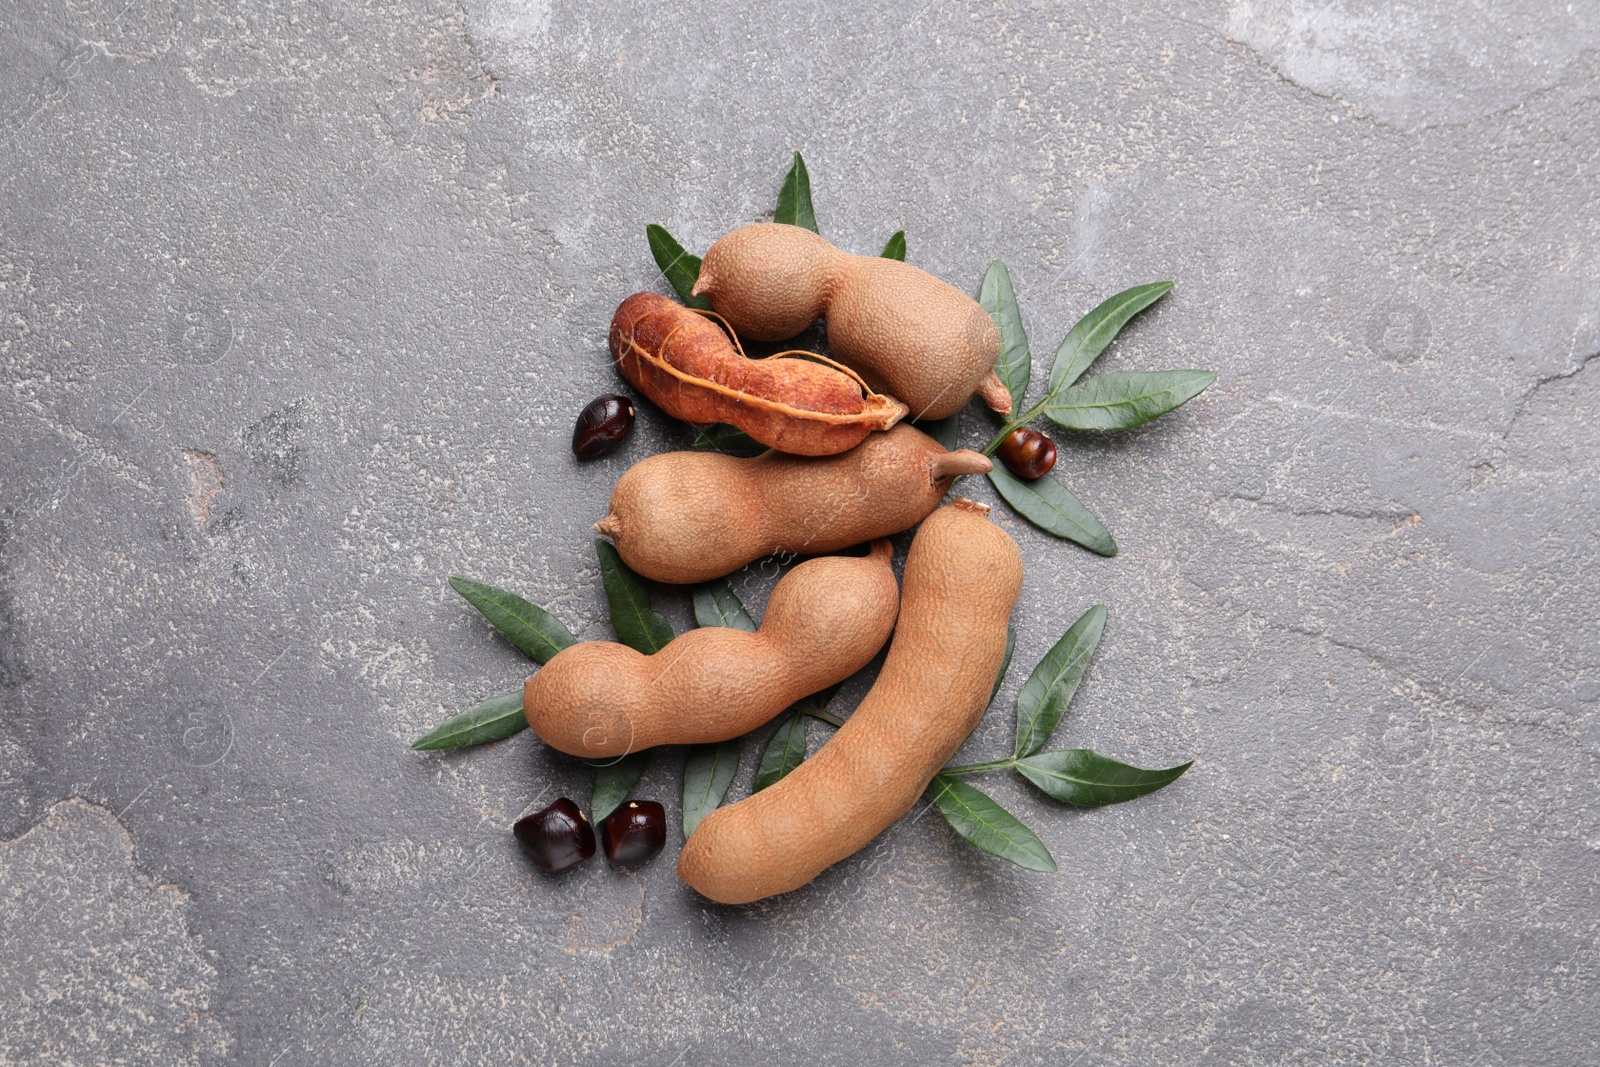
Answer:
593;422;993;584
609;291;908;457
677;499;1023;904
690;223;1011;420
523;542;899;758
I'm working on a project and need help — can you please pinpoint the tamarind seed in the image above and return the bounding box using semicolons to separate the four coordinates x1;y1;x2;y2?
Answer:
572;394;635;459
513;797;596;873
600;801;667;867
997;428;1057;480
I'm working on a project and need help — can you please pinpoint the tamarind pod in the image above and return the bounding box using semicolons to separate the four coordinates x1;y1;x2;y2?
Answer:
691;223;1009;421
609;291;908;457
593;423;993;584
523;542;899;758
677;499;1023;904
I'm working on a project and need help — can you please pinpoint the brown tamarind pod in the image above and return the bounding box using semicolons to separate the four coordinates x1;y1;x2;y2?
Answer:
691;223;1011;420
609;291;908;457
523;542;899;758
593;423;993;584
677;499;1023;904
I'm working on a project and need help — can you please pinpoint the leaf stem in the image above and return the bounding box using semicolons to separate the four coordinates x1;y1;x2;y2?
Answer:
981;397;1052;455
805;708;846;729
941;757;1018;775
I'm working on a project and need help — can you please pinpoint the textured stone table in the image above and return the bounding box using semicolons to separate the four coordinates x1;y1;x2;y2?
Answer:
3;1;1597;1063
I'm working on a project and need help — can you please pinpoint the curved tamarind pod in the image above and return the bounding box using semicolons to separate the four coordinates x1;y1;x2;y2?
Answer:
523;542;899;758
593;423;992;584
677;499;1023;904
609;291;907;457
690;223;1010;420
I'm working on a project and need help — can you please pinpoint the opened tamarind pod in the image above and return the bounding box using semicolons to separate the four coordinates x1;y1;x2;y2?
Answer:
594;423;992;584
677;499;1022;904
523;542;899;758
691;223;1010;420
609;291;907;457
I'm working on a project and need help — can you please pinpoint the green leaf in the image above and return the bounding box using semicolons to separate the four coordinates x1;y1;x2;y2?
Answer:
796;682;844;727
979;261;1030;413
691;423;768;456
928;774;1056;872
750;683;841;788
989;625;1017;709
1048;281;1174;393
681;740;741;837
881;230;906;261
987;466;1116;557
591;751;650;822
692;578;758;632
753;712;808;792
1045;370;1217;432
774;151;818;232
1014;605;1107;758
917;414;961;452
448;577;577;664
646;224;710;309
411;690;526;750
593;539;675;654
1015;749;1192;807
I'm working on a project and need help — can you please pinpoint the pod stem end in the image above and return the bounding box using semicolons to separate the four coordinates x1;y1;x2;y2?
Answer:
929;450;993;482
978;370;1013;415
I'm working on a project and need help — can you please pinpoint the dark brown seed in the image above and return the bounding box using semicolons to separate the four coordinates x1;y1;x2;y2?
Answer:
997;428;1057;480
600;800;666;867
573;394;635;459
513;797;596;873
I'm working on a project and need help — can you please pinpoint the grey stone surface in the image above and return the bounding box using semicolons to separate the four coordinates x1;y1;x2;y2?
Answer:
1;0;1597;1062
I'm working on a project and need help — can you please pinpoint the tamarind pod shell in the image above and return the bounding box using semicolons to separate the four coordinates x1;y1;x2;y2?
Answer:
595;423;992;584
523;542;899;758
609;292;907;457
825;255;1005;420
689;223;840;340
676;499;1023;905
694;224;1007;421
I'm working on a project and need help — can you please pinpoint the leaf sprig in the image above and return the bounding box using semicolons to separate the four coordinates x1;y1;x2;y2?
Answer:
977;269;1217;553
930;602;1193;869
672;584;1193;871
410;577;578;751
985;278;1209;444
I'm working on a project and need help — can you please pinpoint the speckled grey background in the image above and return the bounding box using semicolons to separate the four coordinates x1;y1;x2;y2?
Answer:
3;0;1597;1063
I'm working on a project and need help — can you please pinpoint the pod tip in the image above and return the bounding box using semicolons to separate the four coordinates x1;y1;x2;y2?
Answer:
929;450;993;482
872;395;911;430
978;370;1012;415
